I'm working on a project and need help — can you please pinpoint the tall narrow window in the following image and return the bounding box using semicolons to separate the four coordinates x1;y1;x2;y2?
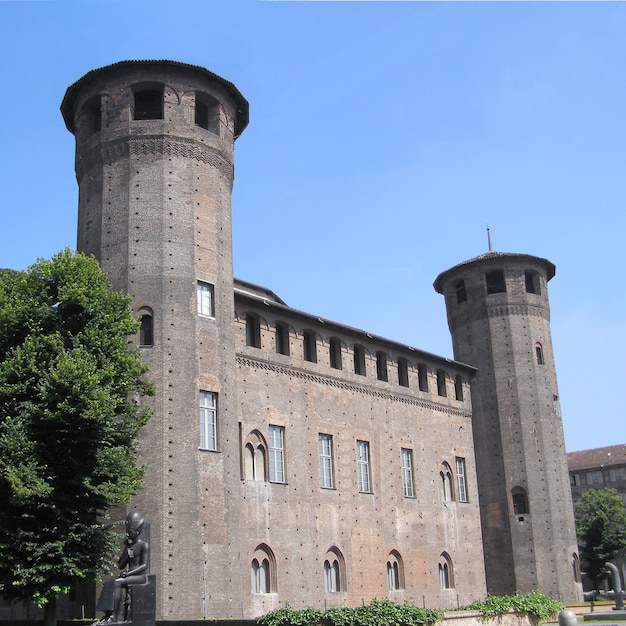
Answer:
199;391;217;451
246;313;261;348
319;434;334;489
376;351;388;381
418;364;429;392
197;281;214;317
82;95;102;135
269;425;285;483
138;307;154;346
329;337;342;370
401;448;415;498
397;358;409;387
133;87;163;120
275;321;290;356
454;375;464;401
455;279;467;304
456;457;468;502
486;270;506;294
354;345;366;376
356;440;371;493
572;553;581;583
303;330;317;363
535;344;544;365
386;551;403;590
436;369;447;397
244;432;266;481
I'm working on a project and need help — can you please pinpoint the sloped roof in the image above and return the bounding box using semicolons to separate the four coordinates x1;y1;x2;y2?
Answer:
567;443;626;472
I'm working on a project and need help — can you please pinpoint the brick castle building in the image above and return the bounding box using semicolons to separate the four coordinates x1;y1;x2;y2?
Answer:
55;60;581;620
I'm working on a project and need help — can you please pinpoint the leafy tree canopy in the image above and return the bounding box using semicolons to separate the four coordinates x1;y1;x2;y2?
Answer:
574;487;626;587
0;249;152;619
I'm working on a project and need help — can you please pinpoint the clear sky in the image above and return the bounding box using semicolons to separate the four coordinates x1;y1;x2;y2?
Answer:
0;0;624;453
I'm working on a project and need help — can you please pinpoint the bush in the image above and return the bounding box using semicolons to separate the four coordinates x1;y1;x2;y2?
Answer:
463;590;562;622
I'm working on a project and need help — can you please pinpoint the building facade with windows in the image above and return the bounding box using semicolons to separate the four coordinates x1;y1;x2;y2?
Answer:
54;60;579;621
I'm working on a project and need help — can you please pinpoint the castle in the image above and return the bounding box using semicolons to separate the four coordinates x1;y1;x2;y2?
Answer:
57;60;581;620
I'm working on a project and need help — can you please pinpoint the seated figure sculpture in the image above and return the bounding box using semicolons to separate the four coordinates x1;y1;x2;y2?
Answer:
97;511;150;624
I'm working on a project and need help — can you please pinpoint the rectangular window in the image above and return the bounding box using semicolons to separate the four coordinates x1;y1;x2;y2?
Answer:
356;440;371;493
197;281;214;317
401;448;415;498
609;467;626;482
199;391;217;451
269;425;285;483
456;457;468;502
587;470;603;485
319;434;334;489
570;473;580;487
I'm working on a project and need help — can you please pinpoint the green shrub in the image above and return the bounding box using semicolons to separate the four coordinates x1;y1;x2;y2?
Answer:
463;590;562;622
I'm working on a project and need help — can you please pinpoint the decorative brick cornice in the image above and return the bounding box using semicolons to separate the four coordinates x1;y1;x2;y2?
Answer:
487;303;549;320
237;354;472;419
78;135;234;180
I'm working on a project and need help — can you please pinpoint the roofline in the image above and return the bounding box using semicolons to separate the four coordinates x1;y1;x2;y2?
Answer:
61;60;249;138
434;251;556;294
234;285;477;375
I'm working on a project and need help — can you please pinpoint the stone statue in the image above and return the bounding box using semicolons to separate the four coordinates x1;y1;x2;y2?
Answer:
95;511;151;624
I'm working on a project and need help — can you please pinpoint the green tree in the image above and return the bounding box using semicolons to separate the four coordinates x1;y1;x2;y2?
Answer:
0;249;153;626
574;488;626;588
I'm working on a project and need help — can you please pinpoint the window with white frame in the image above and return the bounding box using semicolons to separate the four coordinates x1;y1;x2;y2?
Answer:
456;457;468;502
199;391;217;451
356;440;372;493
196;281;214;317
401;448;415;498
269;425;285;483
319;434;334;489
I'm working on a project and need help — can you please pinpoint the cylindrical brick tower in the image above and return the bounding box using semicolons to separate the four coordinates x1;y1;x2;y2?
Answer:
61;61;249;619
434;251;581;602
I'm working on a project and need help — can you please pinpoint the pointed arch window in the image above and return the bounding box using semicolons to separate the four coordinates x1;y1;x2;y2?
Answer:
244;431;267;481
438;553;454;589
323;547;345;593
251;545;276;593
387;550;404;590
572;553;581;583
511;486;529;515
440;462;454;502
535;344;545;365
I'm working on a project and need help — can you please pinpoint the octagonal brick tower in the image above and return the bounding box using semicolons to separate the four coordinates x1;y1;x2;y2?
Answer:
434;251;581;602
61;61;248;620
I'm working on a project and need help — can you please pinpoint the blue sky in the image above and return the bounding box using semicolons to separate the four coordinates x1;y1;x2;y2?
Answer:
0;0;624;453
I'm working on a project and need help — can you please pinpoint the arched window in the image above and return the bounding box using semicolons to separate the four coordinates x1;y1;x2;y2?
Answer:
511;487;529;515
535;344;545;365
438;553;454;589
387;550;404;590
243;431;267;481
436;369;447;397
246;313;261;348
275;321;290;356
138;306;154;347
376;351;388;381
572;553;581;583
251;544;276;593
329;337;342;370
418;363;429;392
440;463;454;502
323;547;345;593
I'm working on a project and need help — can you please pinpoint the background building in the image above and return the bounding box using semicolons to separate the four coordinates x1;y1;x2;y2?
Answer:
11;59;580;620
